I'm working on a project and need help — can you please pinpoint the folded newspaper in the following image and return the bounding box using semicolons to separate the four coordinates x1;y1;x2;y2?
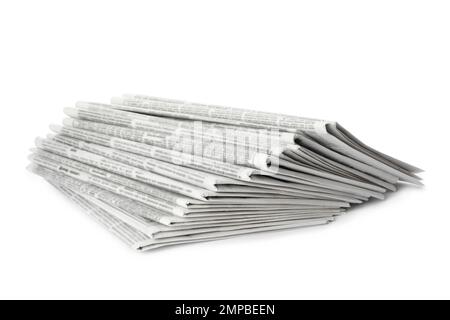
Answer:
28;94;423;251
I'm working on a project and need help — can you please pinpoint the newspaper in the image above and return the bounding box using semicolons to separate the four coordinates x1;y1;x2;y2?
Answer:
31;164;336;231
60;117;391;195
44;135;377;204
71;101;295;154
26;93;423;251
52;121;270;182
51;121;386;200
111;95;326;132
111;94;422;185
30;149;350;217
66;104;396;192
50;182;332;251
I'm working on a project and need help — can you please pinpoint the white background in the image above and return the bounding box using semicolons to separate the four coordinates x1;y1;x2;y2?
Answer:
0;0;448;300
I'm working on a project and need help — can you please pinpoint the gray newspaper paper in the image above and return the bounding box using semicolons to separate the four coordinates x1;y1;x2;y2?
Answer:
27;93;423;251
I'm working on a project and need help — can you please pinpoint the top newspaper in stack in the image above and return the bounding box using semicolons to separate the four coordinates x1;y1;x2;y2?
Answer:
110;94;422;182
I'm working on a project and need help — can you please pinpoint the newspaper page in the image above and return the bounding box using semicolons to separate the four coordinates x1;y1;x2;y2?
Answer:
112;94;421;185
51;124;385;200
30;148;351;215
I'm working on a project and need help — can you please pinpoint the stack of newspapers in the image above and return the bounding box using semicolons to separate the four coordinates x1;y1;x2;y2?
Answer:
28;94;423;251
